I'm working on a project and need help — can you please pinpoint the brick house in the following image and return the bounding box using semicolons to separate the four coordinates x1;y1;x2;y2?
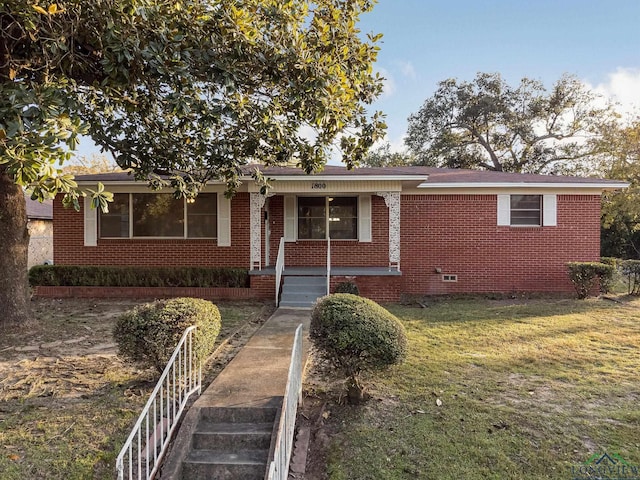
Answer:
26;193;53;268
52;166;626;304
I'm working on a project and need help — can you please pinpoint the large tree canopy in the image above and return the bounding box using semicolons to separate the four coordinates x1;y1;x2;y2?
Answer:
599;121;640;259
360;141;414;167
405;72;614;174
0;0;386;324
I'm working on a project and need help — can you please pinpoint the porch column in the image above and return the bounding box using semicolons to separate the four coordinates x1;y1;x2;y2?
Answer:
249;192;268;270
376;191;401;270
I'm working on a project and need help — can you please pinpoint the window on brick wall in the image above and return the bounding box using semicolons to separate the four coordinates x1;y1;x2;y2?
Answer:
99;193;129;237
510;195;541;226
297;196;358;240
497;194;557;227
98;193;217;238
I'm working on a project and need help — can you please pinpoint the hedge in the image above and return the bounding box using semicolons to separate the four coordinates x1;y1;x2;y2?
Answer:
29;265;249;288
620;260;640;295
114;297;221;373
566;262;615;299
310;293;407;403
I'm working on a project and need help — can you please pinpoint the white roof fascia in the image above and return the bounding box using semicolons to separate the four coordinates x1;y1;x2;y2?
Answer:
75;180;228;187
418;181;629;190
77;175;429;186
248;175;429;182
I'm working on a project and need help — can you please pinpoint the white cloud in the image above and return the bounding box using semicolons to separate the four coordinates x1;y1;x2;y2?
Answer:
585;68;640;118
377;67;396;98
372;133;407;153
398;60;417;80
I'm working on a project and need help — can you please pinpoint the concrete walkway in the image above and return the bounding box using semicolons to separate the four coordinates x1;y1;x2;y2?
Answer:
197;307;311;408
160;307;311;479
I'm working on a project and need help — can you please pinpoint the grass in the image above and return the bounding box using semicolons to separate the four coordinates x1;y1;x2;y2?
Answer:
320;296;640;480
0;299;270;480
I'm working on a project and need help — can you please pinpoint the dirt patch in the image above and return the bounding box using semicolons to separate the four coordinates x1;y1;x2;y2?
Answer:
292;358;352;480
0;298;139;360
0;298;274;479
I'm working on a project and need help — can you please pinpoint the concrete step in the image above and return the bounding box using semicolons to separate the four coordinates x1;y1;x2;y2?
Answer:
282;275;326;287
280;291;324;302
182;449;268;480
280;275;326;307
192;421;273;451
199;406;277;424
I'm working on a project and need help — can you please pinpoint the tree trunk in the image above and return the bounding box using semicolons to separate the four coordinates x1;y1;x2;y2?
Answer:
346;375;369;405
0;166;30;327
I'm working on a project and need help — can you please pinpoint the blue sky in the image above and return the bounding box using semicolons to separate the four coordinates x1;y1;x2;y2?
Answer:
357;0;640;151
77;0;640;161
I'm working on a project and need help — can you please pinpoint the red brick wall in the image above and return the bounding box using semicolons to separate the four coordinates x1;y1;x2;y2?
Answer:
249;275;275;299
400;194;601;295
53;191;602;299
330;276;401;303
53;193;251;267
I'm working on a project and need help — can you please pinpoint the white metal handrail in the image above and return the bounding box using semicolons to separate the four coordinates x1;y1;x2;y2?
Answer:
275;236;285;307
116;326;201;480
326;236;331;295
267;324;304;480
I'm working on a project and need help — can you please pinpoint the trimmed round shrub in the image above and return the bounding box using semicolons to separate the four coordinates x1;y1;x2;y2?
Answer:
567;262;615;298
310;294;408;403
113;297;221;373
334;281;360;295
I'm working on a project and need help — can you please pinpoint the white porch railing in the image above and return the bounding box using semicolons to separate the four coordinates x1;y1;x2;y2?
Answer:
326;237;331;295
275;236;285;307
116;326;201;480
267;323;304;480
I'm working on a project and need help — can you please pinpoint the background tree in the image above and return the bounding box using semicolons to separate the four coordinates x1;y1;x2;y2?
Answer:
599;121;640;259
62;154;121;175
405;72;614;174
0;0;386;325
360;141;414;167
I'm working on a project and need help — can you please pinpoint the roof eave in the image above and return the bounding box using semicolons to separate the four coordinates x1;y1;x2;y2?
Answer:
75;175;430;185
244;175;430;182
418;181;630;190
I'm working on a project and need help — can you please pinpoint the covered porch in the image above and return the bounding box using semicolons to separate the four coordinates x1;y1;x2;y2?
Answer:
248;188;403;272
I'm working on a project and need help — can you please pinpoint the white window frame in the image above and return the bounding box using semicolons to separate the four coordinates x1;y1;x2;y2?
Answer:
97;193;220;240
510;194;542;226
497;194;557;227
292;193;371;243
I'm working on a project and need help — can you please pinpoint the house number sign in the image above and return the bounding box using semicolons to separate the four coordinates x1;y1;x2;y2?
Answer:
311;182;327;189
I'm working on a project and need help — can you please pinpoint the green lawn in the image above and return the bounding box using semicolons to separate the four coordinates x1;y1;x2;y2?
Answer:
323;296;640;480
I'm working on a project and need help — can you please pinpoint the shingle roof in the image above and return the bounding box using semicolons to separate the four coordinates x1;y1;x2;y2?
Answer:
25;194;53;220
73;165;626;186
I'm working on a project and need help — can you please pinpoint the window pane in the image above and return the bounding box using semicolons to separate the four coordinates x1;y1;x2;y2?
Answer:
187;193;217;238
133;193;184;237
329;217;358;239
298;218;326;239
511;210;541;225
99;193;129;237
511;195;541;210
329;197;357;239
298;197;326;239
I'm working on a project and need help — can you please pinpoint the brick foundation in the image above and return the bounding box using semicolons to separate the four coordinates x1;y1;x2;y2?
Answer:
33;285;267;300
